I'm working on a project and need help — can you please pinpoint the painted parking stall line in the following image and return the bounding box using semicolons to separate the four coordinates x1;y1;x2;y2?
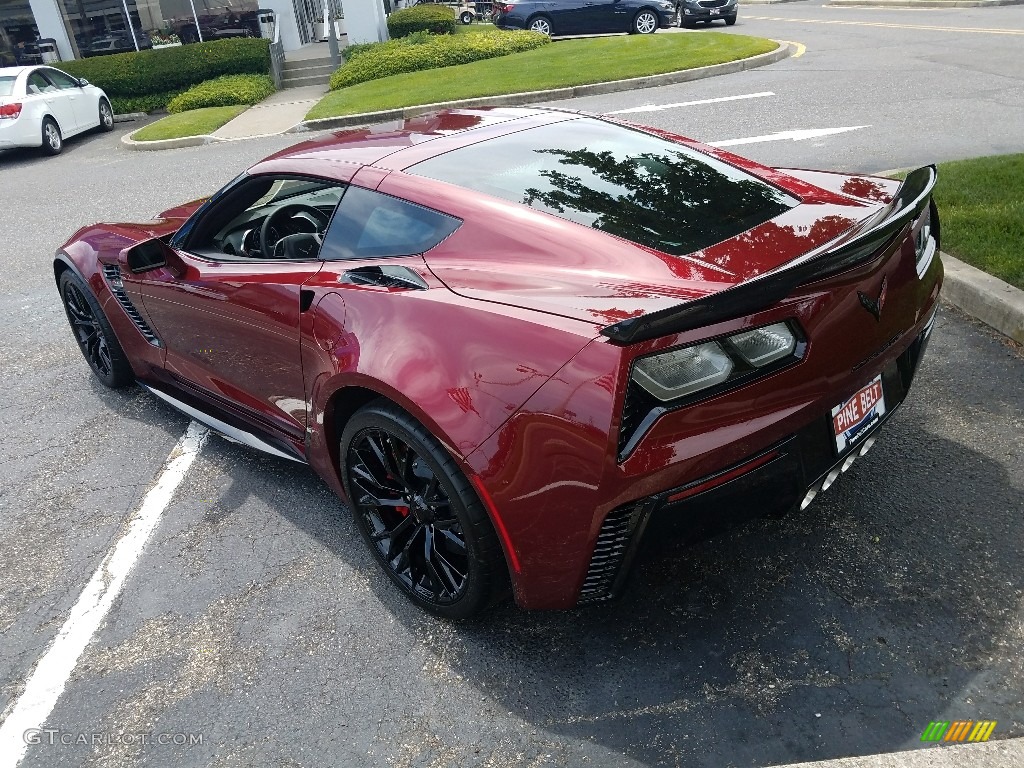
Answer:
744;15;1024;36
606;91;776;115
709;125;871;148
0;421;209;768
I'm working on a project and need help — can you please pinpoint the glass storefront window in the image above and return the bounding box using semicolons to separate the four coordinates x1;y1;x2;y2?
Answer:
0;0;41;67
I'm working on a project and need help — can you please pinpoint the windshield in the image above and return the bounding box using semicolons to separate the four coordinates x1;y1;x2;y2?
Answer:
0;76;15;97
410;118;799;256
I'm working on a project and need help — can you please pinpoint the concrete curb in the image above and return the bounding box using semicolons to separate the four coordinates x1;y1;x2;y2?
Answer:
828;0;1022;7
291;41;793;132
112;112;147;123
941;252;1024;344
121;133;222;151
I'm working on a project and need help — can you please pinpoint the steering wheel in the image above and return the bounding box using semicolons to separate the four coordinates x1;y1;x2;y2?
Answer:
260;203;330;258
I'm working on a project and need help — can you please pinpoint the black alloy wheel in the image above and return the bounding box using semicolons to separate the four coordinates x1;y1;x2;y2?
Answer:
59;271;133;388
341;402;506;618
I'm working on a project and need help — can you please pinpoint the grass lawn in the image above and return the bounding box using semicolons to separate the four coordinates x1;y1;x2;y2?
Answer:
131;105;248;142
307;32;777;120
933;154;1024;290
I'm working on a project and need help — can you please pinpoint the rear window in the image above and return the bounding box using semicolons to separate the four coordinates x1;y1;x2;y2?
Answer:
0;77;15;97
409;118;798;256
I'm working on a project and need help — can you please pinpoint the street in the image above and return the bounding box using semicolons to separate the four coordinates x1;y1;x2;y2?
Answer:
1;4;1022;766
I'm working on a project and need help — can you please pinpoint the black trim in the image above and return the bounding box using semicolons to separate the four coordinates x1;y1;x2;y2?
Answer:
101;264;161;346
600;166;937;344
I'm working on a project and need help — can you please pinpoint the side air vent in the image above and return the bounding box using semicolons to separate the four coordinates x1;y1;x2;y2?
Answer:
340;265;428;290
579;506;639;604
102;264;160;346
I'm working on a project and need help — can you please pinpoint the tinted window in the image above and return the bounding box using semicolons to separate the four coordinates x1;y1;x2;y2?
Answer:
410;118;798;256
320;186;461;261
0;77;14;97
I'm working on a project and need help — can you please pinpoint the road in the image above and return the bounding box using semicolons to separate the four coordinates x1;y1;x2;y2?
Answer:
0;5;1022;767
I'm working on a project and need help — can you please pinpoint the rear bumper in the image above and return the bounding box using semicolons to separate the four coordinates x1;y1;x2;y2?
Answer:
0;116;41;149
578;311;936;603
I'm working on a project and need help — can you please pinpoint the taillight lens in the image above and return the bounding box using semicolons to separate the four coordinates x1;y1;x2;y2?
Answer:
0;103;23;120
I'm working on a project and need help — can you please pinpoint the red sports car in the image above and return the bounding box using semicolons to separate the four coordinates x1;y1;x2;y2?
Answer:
56;107;941;617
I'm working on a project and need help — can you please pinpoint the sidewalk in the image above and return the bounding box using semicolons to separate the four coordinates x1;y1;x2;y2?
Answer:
211;84;328;139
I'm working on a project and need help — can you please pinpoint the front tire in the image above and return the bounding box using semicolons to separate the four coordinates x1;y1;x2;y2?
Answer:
527;14;553;35
631;8;659;33
341;402;507;619
725;13;736;24
98;99;114;131
459;10;474;23
59;270;133;388
41;117;62;155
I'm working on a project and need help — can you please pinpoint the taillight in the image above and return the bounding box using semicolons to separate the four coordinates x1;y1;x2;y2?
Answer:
0;103;22;120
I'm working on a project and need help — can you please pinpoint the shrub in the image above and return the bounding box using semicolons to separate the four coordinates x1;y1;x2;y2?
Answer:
56;38;270;111
110;91;184;115
329;29;549;89
167;74;275;113
387;5;457;38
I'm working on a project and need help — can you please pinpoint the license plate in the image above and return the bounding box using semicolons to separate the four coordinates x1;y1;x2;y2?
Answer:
710;7;720;13
831;375;886;454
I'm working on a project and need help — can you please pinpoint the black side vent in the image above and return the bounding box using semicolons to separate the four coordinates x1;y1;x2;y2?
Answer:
102;264;160;346
340;265;428;290
578;506;637;604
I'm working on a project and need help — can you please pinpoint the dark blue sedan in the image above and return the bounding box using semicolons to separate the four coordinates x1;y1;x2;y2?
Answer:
493;0;676;36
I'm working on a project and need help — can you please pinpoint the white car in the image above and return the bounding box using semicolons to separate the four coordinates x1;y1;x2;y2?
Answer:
0;65;114;155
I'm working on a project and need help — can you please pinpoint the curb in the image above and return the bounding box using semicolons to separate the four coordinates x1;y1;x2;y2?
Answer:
291;41;793;132
121;133;223;151
940;252;1024;344
828;0;1022;6
113;112;147;123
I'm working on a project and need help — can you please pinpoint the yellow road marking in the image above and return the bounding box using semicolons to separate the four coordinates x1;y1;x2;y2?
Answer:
744;15;1024;35
776;38;807;56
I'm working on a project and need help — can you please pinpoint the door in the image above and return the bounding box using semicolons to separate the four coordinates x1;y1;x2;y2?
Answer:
43;68;94;130
25;69;77;135
130;175;347;443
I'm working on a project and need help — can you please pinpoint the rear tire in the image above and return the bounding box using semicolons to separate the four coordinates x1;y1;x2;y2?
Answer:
98;99;114;132
527;14;553;35
59;270;134;388
341;401;508;619
41;117;62;155
631;8;659;33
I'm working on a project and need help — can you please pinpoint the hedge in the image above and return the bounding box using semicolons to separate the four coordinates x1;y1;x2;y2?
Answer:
167;73;275;113
330;30;550;89
56;38;271;112
387;5;458;38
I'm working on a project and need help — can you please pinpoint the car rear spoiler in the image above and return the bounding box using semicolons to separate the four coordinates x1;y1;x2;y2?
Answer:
600;165;937;344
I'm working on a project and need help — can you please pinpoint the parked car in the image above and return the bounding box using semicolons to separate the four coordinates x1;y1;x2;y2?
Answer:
55;107;941;618
82;31;153;57
0;66;114;155
410;0;491;25
494;0;675;35
676;0;737;27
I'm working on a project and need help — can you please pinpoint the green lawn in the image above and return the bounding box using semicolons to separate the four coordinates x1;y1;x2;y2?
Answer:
933;154;1024;289
131;105;248;142
307;32;777;120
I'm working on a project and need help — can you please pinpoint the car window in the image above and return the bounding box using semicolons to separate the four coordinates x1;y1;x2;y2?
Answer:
409;117;799;257
43;69;80;90
319;187;461;261
0;77;14;97
27;72;55;95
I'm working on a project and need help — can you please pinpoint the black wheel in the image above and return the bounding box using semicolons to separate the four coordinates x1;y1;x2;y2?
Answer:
98;99;114;131
341;402;507;619
631;8;659;33
527;14;552;35
460;10;474;23
59;270;133;388
41;117;62;155
725;13;736;24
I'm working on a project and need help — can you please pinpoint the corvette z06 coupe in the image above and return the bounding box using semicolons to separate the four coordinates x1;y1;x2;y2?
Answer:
56;107;942;618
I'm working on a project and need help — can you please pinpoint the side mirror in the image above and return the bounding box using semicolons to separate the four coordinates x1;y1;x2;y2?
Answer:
78;77;89;87
122;238;174;273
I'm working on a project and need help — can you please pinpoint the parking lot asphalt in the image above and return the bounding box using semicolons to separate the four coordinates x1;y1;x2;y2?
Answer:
0;7;1022;766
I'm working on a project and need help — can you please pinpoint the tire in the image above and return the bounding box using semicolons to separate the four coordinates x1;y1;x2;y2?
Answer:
41;117;62;155
725;13;736;24
59;270;134;388
460;10;474;23
340;401;507;619
631;8;659;33
527;14;552;35
98;99;114;132
680;17;696;28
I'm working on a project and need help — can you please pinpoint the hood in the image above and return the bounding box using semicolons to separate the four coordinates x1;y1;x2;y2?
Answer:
422;197;884;329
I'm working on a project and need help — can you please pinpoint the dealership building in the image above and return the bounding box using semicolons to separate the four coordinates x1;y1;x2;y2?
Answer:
0;0;348;65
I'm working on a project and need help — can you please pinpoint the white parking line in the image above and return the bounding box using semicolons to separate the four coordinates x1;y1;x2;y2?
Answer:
709;125;871;147
606;91;776;115
0;421;209;768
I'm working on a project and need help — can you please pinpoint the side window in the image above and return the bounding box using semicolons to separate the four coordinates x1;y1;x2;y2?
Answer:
320;187;461;261
43;69;80;90
27;72;54;95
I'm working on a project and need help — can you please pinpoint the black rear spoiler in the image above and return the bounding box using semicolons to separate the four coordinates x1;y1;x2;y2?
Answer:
600;165;937;344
